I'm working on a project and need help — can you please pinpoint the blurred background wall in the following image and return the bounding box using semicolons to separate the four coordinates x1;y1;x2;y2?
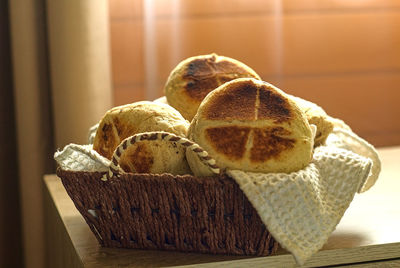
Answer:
0;0;23;267
109;0;400;147
6;1;112;267
1;1;399;268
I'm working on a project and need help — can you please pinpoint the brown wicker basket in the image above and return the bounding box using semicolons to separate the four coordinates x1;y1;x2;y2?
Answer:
56;131;279;256
57;169;279;256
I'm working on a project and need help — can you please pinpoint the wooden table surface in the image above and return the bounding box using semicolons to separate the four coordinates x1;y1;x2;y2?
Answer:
44;146;400;268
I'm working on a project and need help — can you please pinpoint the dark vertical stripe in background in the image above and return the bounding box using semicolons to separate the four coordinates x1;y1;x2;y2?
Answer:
0;0;24;267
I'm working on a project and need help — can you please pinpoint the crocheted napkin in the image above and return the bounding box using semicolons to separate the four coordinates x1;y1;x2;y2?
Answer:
54;126;380;265
54;144;110;172
227;128;379;265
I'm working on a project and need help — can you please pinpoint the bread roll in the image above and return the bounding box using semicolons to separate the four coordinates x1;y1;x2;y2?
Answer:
187;78;314;177
164;53;261;121
289;95;334;146
118;139;191;175
93;101;190;174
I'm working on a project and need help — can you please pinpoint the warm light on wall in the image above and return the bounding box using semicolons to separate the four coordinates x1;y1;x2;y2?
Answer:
109;0;400;146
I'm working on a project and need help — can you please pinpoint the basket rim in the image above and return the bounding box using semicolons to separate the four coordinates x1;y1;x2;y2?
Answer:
56;167;236;184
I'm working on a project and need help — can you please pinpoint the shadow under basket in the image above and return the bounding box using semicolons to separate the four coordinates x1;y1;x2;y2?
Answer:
57;168;279;256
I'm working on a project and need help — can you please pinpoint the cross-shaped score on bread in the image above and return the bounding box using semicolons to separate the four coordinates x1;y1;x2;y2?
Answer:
187;78;314;177
165;53;261;121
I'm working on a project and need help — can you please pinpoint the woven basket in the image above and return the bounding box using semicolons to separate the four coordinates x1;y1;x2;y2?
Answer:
56;132;280;256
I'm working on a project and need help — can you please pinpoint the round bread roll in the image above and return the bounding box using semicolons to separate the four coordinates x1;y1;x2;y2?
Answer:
93;101;190;174
289;95;334;147
187;78;314;177
164;53;261;121
118;138;191;175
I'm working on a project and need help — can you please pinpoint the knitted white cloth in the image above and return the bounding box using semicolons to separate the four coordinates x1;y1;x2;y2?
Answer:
54;127;380;265
227;128;379;265
325;128;381;192
54;144;110;172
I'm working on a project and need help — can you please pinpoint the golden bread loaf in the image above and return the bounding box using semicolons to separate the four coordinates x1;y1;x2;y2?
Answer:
289;95;334;146
187;78;314;177
93;101;190;174
117;139;191;175
164;53;261;121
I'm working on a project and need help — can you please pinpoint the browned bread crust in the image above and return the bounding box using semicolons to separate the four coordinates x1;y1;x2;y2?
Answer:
289;95;334;146
187;78;314;176
93;101;190;174
165;53;261;121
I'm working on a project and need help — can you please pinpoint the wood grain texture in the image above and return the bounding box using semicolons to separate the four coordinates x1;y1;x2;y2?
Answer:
44;146;400;267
